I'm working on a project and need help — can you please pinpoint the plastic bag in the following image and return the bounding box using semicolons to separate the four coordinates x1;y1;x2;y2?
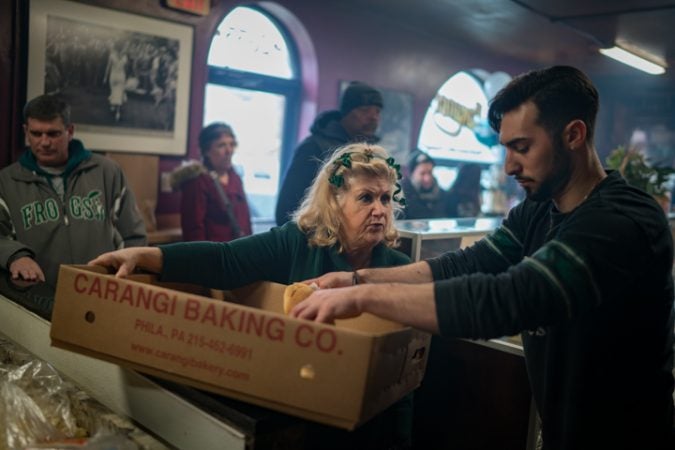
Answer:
0;359;83;449
0;338;142;449
0;381;65;448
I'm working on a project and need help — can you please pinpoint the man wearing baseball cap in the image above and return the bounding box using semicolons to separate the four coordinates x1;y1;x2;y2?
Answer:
275;81;383;225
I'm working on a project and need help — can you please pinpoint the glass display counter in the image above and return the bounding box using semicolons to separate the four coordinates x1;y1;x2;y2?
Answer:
396;217;502;260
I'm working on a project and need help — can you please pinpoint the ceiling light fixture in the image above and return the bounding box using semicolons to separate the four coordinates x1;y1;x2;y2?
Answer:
507;0;672;75
599;45;666;75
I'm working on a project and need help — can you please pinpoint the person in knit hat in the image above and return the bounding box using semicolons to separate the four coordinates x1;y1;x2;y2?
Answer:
275;81;384;225
400;149;454;219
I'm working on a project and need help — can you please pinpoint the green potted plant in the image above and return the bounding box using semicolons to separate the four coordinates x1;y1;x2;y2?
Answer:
605;146;675;213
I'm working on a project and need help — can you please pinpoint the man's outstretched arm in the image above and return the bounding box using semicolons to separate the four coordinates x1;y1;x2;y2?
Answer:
291;281;439;334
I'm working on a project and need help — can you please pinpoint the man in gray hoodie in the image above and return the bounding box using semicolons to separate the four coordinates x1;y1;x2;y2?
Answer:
0;94;146;286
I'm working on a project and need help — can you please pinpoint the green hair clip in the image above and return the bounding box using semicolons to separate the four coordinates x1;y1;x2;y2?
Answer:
329;151;406;206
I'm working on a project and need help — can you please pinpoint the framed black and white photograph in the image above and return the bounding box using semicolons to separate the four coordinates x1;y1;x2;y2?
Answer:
27;0;193;156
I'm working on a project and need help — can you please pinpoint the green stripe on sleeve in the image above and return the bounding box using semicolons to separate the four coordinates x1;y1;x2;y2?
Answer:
484;225;523;265
526;240;602;318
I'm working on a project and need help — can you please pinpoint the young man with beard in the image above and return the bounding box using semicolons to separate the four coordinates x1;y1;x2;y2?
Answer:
292;66;675;450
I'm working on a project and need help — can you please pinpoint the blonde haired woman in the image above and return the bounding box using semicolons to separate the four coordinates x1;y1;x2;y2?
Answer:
90;142;412;449
293;143;404;266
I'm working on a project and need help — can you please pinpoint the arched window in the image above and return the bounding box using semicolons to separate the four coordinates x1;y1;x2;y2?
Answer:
417;70;521;214
204;5;301;227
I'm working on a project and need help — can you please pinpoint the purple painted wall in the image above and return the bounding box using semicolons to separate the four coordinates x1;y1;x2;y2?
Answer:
274;0;529;144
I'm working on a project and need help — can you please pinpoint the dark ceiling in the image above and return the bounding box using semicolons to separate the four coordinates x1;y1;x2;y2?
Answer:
340;0;675;79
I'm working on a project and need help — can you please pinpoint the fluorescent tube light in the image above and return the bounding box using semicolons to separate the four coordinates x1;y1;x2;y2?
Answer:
599;46;665;75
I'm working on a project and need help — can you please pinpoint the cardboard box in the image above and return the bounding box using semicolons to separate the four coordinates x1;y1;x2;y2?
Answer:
50;265;430;430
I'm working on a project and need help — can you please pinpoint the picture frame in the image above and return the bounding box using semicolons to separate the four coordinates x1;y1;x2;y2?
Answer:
163;0;211;16
339;81;413;165
27;0;194;156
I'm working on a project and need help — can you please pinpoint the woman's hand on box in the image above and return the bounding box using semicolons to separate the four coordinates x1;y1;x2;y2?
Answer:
88;247;163;278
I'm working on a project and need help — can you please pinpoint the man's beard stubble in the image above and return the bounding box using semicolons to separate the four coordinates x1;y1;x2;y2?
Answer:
527;136;573;202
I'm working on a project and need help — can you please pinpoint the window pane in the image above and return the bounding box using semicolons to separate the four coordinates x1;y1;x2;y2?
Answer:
207;6;294;79
204;83;285;221
417;71;502;164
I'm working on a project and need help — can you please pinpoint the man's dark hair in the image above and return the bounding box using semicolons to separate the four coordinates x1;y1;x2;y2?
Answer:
198;122;236;155
23;94;71;125
487;66;599;144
